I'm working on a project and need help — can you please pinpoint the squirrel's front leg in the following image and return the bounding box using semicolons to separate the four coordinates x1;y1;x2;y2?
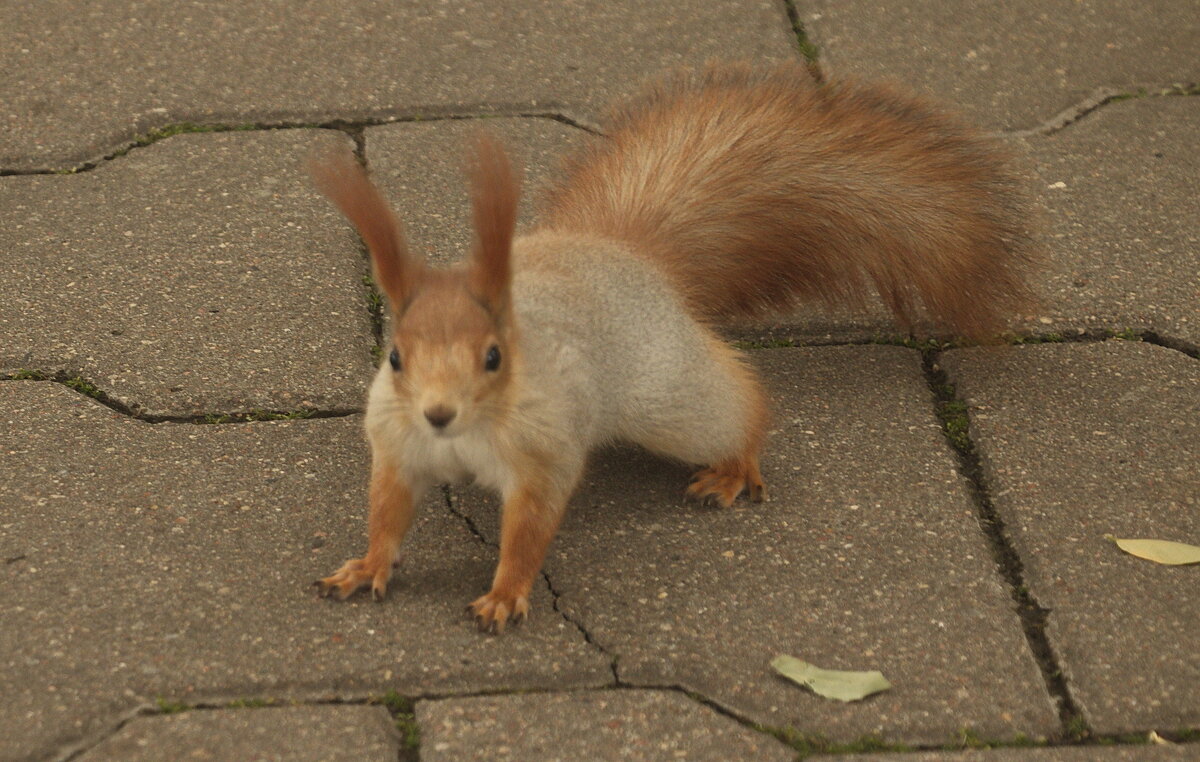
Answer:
469;482;567;634
316;460;416;602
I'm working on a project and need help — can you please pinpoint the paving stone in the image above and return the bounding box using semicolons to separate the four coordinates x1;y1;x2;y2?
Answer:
453;346;1059;745
942;342;1199;734
1;0;795;170
0;382;608;762
0;129;376;418
417;689;794;762
364;117;590;266
1022;98;1199;350
805;0;1199;131
75;705;398;762
839;745;1197;761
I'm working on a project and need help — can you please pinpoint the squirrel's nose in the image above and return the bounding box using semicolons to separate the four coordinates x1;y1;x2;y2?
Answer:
424;405;457;429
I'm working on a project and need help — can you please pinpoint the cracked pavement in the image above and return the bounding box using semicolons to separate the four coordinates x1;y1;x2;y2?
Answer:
2;1;1196;760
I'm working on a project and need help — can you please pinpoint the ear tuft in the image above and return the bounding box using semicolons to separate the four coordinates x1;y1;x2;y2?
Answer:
310;148;420;308
468;133;521;313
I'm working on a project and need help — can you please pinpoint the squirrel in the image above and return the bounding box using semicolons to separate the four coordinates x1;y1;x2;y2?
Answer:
312;62;1036;633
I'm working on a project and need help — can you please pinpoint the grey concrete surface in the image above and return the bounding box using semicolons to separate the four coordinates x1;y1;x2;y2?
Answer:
0;382;607;762
417;690;794;761
943;342;1199;734
364;117;590;266
4;0;1198;759
454;346;1059;744
0;129;375;418
805;0;1199;131
0;0;793;171
75;705;399;762
839;745;1197;761
1022;98;1199;349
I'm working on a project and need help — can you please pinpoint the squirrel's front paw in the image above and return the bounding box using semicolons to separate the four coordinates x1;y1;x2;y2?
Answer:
314;557;395;602
467;590;529;635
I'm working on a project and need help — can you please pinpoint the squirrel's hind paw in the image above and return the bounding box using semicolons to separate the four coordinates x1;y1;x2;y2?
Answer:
686;459;766;508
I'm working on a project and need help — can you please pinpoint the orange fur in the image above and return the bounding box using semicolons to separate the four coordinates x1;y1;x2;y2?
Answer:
315;460;413;601
468;132;521;313
310;151;422;307
543;61;1038;339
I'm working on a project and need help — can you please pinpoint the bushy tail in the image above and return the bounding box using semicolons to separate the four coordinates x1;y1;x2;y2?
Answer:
541;63;1037;339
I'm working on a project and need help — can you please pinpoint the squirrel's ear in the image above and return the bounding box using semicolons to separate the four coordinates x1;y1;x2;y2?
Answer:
467;132;520;314
310;149;420;309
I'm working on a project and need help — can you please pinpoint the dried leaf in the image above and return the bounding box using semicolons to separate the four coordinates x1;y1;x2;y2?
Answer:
1105;535;1200;566
771;655;891;702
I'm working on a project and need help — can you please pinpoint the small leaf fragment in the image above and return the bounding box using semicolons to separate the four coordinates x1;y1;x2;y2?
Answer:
771;655;892;702
1105;535;1200;566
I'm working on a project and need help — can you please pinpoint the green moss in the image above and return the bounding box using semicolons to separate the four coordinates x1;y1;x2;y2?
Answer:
62;376;102;397
8;369;49;381
1109;328;1141;341
937;397;972;453
782;2;821;63
133;122;256;147
226;698;275;708
731;338;800;350
1064;714;1091;740
377;692;421;751
753;726;911;758
1011;333;1065;345
155;698;189;714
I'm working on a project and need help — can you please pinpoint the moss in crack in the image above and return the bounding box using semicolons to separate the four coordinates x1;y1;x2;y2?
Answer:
781;1;821;67
755;726;912;757
362;273;386;366
133;122;257;147
226;698;276;708
155;698;189;715
377;692;420;757
731;337;801;350
200;409;315;424
1010;332;1065;345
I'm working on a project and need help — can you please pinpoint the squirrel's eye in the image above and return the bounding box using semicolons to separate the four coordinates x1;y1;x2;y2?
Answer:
388;348;401;372
484;345;501;372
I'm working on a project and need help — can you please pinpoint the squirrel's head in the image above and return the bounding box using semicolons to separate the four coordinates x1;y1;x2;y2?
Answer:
313;134;520;436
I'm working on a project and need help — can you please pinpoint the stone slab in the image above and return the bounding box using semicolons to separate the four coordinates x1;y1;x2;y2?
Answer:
805;0;1199;131
75;705;398;762
0;129;375;418
0;382;608;762
453;346;1059;745
364;117;589;266
1;0;795;171
1021;98;1199;350
942;342;1199;734
839;745;1197;761
417;689;794;761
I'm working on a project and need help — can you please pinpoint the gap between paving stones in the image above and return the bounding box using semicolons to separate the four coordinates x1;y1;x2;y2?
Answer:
56;686;1198;762
4;81;1193;178
0;110;601;177
0;372;360;424
781;0;823;79
5;332;1192;427
919;349;1085;740
1006;82;1198;138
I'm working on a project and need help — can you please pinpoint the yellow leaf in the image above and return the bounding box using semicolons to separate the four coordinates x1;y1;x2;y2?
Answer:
1106;535;1200;566
771;655;891;702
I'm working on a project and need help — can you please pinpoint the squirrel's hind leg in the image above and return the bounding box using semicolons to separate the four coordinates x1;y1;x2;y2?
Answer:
662;337;771;508
686;455;766;508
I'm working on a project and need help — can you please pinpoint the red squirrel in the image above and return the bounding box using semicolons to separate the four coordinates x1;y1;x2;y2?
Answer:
312;63;1036;633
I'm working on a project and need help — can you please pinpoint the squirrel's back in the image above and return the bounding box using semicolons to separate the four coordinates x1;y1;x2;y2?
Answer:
542;62;1037;339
